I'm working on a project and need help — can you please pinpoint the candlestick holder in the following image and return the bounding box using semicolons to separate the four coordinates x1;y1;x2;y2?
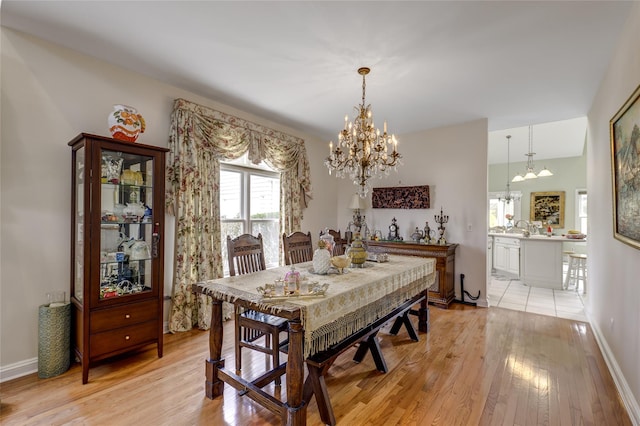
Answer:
434;207;449;244
423;221;434;244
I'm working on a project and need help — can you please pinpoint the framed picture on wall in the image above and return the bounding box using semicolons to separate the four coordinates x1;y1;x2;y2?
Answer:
610;83;640;250
530;191;565;228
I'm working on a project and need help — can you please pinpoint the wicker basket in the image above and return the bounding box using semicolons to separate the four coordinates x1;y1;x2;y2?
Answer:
38;303;71;378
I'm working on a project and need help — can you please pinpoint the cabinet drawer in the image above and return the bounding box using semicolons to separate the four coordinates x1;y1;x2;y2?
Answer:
495;237;520;247
90;300;157;333
90;320;158;358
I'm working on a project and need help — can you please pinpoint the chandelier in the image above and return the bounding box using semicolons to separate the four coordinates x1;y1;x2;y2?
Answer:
512;125;553;182
499;135;521;204
325;67;402;197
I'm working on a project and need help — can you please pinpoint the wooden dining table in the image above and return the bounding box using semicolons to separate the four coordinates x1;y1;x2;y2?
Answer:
192;255;436;426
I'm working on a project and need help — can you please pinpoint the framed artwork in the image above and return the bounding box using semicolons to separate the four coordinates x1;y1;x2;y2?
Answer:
372;185;430;209
530;191;565;228
610;83;640;250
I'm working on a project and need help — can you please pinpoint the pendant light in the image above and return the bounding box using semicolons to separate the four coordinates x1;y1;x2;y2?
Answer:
499;135;520;204
512;125;553;182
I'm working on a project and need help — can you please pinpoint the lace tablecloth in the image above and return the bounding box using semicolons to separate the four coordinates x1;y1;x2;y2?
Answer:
195;255;436;358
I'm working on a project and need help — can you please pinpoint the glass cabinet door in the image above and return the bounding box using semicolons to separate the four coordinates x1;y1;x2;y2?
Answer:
99;149;156;300
73;146;86;302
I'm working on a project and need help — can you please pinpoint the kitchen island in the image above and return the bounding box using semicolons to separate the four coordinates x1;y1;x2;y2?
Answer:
489;233;586;289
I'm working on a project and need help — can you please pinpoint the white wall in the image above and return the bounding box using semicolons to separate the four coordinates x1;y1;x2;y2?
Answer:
0;28;335;377
333;119;490;307
586;2;640;422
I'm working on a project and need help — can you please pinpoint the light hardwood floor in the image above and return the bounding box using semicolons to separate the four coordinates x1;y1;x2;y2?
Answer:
0;304;631;425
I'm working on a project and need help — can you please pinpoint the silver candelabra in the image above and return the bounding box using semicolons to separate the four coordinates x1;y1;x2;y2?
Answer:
434;207;449;244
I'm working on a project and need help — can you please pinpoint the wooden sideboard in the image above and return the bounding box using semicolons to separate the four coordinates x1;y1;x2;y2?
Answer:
367;241;458;308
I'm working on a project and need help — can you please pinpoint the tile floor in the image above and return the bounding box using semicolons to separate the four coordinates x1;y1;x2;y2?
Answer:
488;273;588;322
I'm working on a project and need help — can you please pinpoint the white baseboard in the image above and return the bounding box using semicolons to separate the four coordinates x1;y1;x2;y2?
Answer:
590;317;640;425
475;297;489;308
1;325;172;384
0;357;37;383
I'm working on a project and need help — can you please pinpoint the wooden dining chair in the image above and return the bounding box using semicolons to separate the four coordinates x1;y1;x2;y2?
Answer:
283;231;313;265
321;229;346;256
227;233;288;385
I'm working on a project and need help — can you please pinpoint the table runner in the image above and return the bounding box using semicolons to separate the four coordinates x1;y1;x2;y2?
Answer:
195;255;435;358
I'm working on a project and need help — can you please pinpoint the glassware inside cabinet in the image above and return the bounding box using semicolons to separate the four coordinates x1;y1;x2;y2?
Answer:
99;149;154;300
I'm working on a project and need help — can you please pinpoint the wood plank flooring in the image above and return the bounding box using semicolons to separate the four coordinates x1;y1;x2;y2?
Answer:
0;304;631;425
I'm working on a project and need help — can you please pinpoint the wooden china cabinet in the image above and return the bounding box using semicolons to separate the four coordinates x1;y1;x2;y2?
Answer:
69;133;168;383
367;241;458;308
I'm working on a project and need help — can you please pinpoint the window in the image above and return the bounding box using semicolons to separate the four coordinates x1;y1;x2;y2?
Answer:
220;157;280;276
488;192;521;228
575;189;587;234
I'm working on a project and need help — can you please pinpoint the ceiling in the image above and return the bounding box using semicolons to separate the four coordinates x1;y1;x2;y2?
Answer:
1;1;632;164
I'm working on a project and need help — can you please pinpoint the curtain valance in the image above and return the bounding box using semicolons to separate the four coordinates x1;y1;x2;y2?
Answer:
166;98;312;215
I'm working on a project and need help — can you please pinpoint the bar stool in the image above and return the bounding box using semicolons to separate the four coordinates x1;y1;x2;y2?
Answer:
562;250;575;264
562;250;575;279
564;253;587;294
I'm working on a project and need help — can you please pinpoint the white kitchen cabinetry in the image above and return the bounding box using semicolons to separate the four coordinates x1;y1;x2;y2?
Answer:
489;233;586;289
493;236;520;276
520;239;563;289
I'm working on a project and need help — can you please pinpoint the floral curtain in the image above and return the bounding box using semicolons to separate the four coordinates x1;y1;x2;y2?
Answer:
166;98;313;332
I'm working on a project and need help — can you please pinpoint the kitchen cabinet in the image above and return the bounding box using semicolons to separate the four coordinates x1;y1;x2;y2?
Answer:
493;236;520;276
69;133;168;383
520;238;564;289
487;237;494;274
